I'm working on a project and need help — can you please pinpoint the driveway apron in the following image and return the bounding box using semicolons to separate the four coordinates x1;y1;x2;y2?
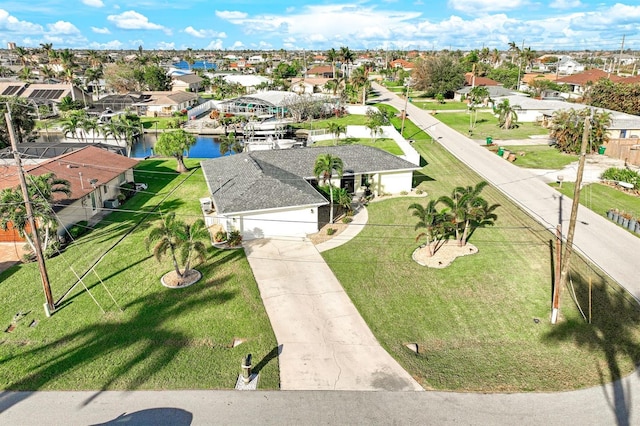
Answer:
244;237;423;391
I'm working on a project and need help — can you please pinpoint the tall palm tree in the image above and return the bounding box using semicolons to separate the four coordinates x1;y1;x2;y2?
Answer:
408;199;448;257
327;48;338;79
313;153;344;224
350;66;369;105
339;46;355;78
145;212;208;280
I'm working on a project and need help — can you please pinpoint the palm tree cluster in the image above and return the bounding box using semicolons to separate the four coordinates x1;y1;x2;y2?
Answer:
548;108;612;154
60;110;142;157
408;181;499;257
145;212;208;280
494;99;519;130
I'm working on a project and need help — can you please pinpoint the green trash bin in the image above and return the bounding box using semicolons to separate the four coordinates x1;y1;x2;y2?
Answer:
497;146;504;156
598;145;606;155
486;137;493;145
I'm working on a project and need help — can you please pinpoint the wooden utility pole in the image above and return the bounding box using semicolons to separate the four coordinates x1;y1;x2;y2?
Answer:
5;111;55;316
551;114;590;324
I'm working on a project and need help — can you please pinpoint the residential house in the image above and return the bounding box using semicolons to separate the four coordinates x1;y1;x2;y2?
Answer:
557;57;585;75
0;82;90;113
464;73;499;87
137;91;199;117
171;74;203;92
290;77;332;94
555;69;624;97
389;59;414;71
0;146;138;242
306;65;335;78
200;145;420;240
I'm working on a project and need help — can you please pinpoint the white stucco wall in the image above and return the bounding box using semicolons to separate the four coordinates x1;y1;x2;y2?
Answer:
369;171;414;195
222;205;321;240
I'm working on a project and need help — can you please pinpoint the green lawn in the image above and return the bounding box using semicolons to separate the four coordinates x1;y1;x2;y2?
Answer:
0;159;279;391
413;100;470;111
312;137;404;155
554;182;640;225
498;145;579;169
436;111;550;140
322;138;640;392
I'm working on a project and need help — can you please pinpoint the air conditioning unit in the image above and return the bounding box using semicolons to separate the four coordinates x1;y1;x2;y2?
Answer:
199;197;213;213
103;199;120;209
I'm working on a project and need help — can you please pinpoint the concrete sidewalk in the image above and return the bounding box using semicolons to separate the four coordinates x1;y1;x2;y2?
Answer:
374;83;640;300
243;231;421;391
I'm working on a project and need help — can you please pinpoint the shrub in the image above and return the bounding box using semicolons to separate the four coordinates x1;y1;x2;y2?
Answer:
400;190;408;195
601;167;640;189
66;221;89;240
326;228;336;235
214;230;227;242
227;230;243;247
119;182;136;199
342;217;353;224
416;188;424;195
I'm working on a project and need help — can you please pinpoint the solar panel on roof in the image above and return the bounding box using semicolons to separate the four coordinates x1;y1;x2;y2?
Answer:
2;86;21;96
28;89;65;100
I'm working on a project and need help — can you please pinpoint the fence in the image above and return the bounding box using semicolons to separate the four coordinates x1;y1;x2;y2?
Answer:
604;139;640;166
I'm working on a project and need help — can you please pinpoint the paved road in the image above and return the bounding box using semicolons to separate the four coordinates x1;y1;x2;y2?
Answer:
375;83;640;301
243;207;422;391
1;377;639;425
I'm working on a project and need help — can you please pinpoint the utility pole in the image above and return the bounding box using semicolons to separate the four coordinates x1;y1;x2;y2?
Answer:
400;83;410;137
5;110;56;316
551;113;590;324
618;35;625;75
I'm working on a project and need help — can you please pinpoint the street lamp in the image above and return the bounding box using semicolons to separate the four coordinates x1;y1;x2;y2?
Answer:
400;83;411;137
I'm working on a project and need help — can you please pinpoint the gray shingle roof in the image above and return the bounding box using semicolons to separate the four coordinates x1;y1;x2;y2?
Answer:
201;145;419;215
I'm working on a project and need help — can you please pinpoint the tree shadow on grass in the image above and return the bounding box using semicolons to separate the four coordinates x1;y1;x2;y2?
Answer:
2;287;237;398
544;271;640;426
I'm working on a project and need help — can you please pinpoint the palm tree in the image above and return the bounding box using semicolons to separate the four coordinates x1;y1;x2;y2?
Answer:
219;132;243;155
327;122;345;145
61;113;82;141
408;199;448;257
145;212;208;280
350;66;369;105
0;173;71;254
17;66;36;83
494;99;519;129
438;181;499;246
327;48;338;79
339;46;355;78
313;153;344;224
84;67;104;98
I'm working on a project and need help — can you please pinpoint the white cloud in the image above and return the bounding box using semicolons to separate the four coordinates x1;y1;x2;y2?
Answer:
215;10;248;20
91;27;111;34
107;10;167;31
205;39;224;50
81;0;105;7
448;0;529;14
89;40;123;49
550;0;582;9
230;40;245;49
0;8;44;34
183;26;227;39
46;21;81;35
157;41;176;50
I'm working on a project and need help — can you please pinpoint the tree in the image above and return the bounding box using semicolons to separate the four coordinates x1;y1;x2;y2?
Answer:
408;199;448;257
313;154;344;224
327;122;346;145
0;172;71;255
411;54;465;98
487;63;520;89
154;129;196;173
350;66;370;105
219;132;243;155
339;46;355;78
327;48;338;79
143;65;172;91
145;212;208;280
0;97;37;148
549;108;612;154
584;79;640;116
437;181;499;246
365;108;387;142
494;99;519;129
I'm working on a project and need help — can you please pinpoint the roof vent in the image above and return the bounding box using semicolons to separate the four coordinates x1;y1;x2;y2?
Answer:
66;164;79;168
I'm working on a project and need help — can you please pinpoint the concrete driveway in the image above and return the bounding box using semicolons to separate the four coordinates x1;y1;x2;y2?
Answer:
244;236;422;391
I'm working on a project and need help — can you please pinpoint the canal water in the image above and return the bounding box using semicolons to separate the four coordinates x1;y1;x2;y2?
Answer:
38;134;224;159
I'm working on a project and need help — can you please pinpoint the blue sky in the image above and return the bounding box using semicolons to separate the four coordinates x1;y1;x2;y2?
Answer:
1;0;638;51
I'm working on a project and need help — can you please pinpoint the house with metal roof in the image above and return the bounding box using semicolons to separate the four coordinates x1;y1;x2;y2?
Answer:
200;145;420;240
